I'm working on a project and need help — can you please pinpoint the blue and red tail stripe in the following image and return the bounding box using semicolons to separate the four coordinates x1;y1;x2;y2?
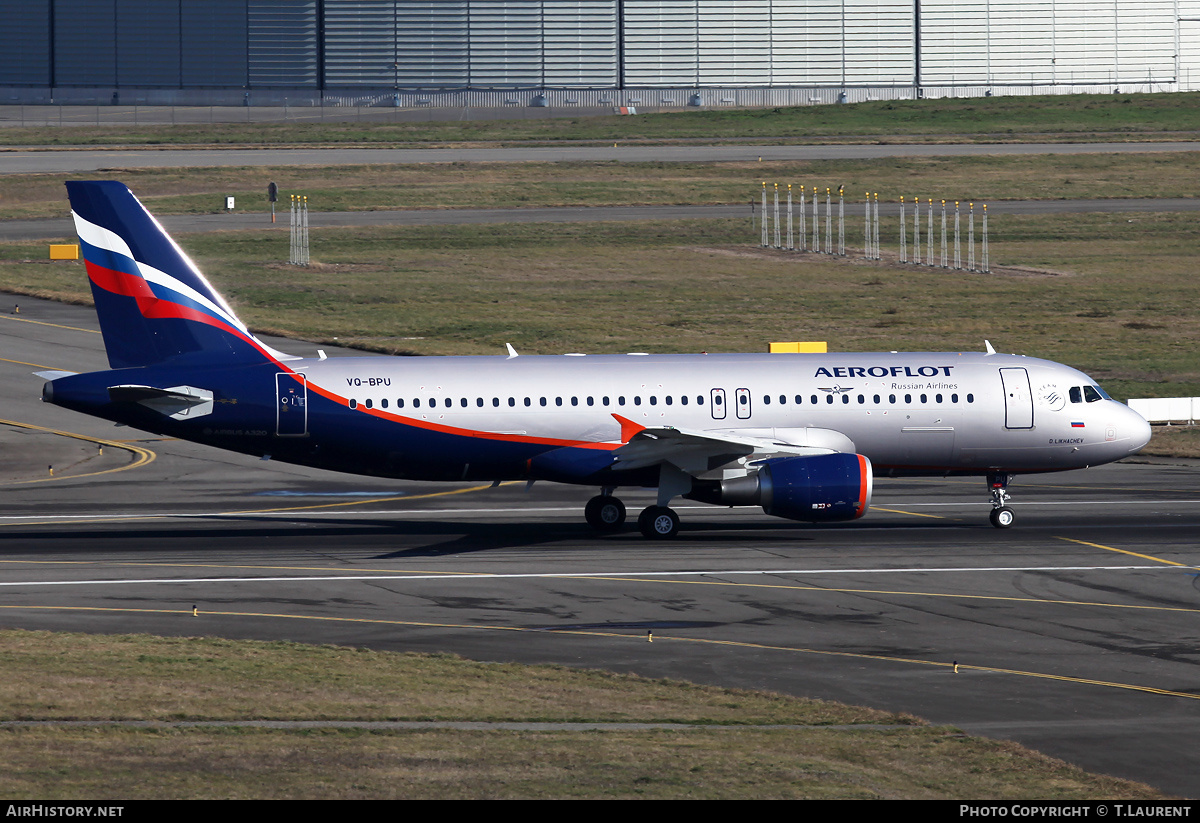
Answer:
66;181;289;369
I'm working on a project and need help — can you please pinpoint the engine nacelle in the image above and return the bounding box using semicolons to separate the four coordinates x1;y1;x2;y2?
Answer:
686;453;873;522
760;453;873;522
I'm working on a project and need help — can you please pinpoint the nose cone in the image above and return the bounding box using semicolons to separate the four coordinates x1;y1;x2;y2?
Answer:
1126;405;1152;455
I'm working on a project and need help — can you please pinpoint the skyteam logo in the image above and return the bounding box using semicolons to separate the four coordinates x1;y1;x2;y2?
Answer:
814;365;955;378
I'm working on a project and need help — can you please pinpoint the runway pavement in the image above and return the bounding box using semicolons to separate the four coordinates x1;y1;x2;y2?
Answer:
5;141;1200;175
1;294;1199;795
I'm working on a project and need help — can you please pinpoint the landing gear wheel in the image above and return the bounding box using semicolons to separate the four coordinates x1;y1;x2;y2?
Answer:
989;506;1015;529
585;495;626;531
638;506;680;539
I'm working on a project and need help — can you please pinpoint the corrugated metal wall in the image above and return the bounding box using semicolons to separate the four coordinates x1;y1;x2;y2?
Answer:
325;1;618;89
0;0;1190;93
182;0;248;88
920;0;1177;86
248;0;320;87
0;0;51;86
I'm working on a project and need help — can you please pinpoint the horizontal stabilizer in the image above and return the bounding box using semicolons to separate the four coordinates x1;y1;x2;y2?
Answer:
34;370;78;381
108;384;214;419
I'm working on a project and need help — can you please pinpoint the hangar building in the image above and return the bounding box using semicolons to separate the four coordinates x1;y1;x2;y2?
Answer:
1;1;1196;105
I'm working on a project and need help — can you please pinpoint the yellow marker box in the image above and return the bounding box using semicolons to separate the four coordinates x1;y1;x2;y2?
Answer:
769;342;828;353
49;244;79;260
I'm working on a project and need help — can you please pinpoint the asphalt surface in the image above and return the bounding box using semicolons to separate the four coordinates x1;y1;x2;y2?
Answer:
5;141;1200;175
1;294;1199;796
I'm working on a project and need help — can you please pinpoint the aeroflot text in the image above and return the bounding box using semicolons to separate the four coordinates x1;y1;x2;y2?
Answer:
814;366;955;378
960;807;1190;818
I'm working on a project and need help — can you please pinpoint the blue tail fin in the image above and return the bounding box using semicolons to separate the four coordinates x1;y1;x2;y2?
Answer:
66;181;288;369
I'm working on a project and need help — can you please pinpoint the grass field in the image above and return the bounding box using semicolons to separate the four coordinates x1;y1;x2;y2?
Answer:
4;210;1198;405
5;91;1200;147
2;152;1200;221
0;631;1165;800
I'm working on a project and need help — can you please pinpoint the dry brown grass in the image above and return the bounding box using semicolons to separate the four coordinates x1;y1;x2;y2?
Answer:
0;632;1166;800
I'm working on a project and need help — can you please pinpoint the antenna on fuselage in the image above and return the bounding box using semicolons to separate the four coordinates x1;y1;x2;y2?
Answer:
505;343;519;359
984;340;996;355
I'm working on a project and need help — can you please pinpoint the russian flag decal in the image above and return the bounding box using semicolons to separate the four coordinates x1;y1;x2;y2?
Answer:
1071;421;1086;428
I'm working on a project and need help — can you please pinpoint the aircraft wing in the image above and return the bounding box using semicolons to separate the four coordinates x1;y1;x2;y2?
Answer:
610;415;849;475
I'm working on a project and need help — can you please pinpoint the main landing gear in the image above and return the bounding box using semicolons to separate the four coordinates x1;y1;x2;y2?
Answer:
988;472;1015;529
584;490;681;539
584;493;625;531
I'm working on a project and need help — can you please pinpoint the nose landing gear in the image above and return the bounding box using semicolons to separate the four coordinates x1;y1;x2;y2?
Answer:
988;473;1015;528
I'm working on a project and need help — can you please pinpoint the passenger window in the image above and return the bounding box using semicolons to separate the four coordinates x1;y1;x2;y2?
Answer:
524;398;532;407
889;394;896;404
413;398;420;408
826;395;834;404
349;399;357;409
967;393;974;403
857;394;864;404
841;395;849;404
951;393;958;403
508;397;515;407
795;395;802;404
873;394;880;404
680;396;688;405
445;398;451;408
539;397;547;407
460;398;467;407
398;398;405;408
763;395;771;405
381;399;388;409
365;399;373;409
665;396;673;405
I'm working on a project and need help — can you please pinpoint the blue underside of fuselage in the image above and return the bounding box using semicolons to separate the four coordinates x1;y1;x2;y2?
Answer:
47;362;653;486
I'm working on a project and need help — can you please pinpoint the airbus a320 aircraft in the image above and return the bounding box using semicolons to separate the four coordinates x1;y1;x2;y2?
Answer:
40;182;1151;537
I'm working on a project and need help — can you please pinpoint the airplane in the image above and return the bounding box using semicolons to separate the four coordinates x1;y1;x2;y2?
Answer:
39;181;1152;537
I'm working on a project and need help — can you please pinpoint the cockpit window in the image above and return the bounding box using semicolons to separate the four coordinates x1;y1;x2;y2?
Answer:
1069;386;1082;404
1083;385;1104;403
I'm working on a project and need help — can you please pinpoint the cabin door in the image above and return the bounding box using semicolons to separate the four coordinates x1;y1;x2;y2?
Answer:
276;372;308;436
999;368;1034;429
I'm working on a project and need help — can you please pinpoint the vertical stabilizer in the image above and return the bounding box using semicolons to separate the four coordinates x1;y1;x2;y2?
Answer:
66;181;287;369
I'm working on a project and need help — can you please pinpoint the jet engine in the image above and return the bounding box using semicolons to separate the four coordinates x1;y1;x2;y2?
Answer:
686;452;873;522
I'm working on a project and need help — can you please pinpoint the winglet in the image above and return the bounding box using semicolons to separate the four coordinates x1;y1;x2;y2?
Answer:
611;414;646;443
